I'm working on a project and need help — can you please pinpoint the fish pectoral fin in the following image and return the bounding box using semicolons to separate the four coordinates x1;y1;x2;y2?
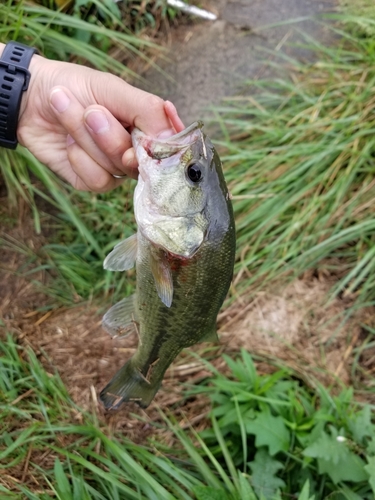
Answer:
150;250;173;308
200;328;219;343
102;295;138;338
103;233;138;271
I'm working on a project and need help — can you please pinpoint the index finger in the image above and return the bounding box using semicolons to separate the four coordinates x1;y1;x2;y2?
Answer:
90;72;184;136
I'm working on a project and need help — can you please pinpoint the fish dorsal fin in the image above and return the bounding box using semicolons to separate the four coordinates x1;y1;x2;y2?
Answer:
103;233;138;271
102;295;138;338
149;250;173;308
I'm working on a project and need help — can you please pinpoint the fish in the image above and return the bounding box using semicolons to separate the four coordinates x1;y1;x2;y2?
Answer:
99;121;236;409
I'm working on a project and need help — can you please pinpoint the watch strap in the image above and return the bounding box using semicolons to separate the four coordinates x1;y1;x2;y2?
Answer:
0;42;37;149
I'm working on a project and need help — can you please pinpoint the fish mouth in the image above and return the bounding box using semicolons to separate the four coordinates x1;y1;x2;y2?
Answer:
164;121;203;142
143;121;204;160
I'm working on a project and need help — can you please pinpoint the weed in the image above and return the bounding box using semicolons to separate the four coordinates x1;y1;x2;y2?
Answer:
182;349;375;499
215;21;375;308
3;334;373;499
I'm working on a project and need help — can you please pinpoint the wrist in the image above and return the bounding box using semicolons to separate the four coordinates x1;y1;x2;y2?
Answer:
0;41;38;149
18;51;45;119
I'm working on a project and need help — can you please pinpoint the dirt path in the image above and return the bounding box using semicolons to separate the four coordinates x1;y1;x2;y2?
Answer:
140;0;336;125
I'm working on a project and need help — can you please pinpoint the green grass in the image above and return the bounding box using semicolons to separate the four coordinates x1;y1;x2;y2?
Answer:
5;7;375;316
1;335;375;499
4;15;375;313
213;21;375;307
2;8;375;500
339;1;375;36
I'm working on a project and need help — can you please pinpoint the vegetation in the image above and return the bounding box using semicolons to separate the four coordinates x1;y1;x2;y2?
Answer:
2;336;375;499
339;0;375;36
218;24;375;306
1;1;375;499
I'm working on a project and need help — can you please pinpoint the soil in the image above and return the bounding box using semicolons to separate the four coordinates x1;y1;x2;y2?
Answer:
1;0;375;444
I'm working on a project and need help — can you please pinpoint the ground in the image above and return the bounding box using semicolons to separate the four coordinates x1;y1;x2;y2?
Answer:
1;0;375;439
1;193;374;439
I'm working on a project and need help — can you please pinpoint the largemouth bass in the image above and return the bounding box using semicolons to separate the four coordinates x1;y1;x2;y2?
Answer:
100;121;235;409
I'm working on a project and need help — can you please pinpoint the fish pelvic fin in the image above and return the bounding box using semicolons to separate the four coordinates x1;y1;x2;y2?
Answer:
100;358;162;410
103;233;138;271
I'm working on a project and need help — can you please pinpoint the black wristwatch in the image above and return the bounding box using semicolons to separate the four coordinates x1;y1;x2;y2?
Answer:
0;41;37;150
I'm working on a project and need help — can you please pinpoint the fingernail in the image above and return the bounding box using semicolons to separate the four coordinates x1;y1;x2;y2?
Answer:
50;88;70;113
85;110;109;134
66;134;75;146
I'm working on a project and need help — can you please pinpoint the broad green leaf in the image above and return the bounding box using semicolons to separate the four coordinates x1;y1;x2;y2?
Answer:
337;485;365;500
364;456;375;493
297;480;315;500
303;429;367;484
245;409;290;455
366;436;375;455
348;406;374;444
303;429;348;464
248;448;285;500
193;485;229;500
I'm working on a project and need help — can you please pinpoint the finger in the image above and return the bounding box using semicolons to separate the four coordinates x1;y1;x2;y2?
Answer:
84;105;132;173
164;101;185;132
67;139;124;192
50;87;125;177
122;102;185;178
122;147;139;179
90;73;184;136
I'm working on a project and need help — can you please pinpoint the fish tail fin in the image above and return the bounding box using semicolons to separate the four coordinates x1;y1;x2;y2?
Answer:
99;359;161;410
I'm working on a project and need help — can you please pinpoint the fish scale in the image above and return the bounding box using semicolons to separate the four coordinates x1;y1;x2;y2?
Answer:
100;122;235;409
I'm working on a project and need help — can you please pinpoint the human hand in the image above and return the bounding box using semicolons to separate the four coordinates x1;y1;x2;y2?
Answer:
12;49;184;192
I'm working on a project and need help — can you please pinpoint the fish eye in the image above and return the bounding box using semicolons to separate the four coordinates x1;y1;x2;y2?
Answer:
187;163;202;183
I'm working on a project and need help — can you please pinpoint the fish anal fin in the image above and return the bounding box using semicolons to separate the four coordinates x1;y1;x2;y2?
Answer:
103;233;138;271
102;295;138;338
200;329;219;343
150;250;173;308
